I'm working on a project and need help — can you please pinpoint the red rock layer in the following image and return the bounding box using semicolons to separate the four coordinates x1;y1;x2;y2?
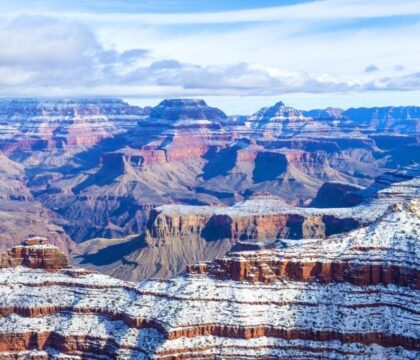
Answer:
0;236;418;358
0;238;68;270
0;328;417;358
187;253;419;289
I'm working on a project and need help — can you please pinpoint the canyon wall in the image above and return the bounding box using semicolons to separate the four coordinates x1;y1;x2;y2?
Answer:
1;98;418;245
0;198;418;358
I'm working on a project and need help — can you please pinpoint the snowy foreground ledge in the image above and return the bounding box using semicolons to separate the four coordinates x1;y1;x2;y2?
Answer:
0;201;418;359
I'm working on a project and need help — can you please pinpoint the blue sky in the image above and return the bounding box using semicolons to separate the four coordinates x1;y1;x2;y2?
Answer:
1;0;420;113
0;1;307;13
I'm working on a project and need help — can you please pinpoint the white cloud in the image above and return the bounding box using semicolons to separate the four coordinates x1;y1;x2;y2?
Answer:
0;16;148;87
0;0;419;109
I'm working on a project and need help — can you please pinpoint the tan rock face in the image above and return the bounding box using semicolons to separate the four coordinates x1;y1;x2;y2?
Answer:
146;205;360;244
0;237;68;270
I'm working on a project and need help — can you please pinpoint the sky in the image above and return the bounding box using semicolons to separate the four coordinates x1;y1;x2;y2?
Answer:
1;0;420;114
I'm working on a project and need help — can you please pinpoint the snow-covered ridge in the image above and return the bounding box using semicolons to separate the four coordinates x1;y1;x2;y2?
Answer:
0;196;418;359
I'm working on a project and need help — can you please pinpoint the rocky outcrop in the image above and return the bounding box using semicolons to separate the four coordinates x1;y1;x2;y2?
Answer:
0;98;148;154
71;171;419;281
0;199;419;359
189;199;419;286
0;237;68;270
146;195;369;244
0;98;418;245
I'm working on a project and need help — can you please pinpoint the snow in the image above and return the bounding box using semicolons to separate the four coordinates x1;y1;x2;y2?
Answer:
268;200;420;268
0;264;418;340
0;175;417;358
156;177;420;231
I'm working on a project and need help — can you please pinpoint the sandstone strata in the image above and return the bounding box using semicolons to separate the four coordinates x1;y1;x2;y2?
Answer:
0;199;418;359
72;169;419;281
0;237;68;270
1;98;418;244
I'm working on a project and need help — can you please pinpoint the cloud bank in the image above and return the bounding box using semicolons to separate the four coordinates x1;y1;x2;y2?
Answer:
0;0;419;106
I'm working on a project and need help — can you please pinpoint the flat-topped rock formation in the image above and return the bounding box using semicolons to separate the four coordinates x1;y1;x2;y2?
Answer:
188;200;419;288
0;237;68;270
1;98;418;244
147;194;367;243
0;200;419;359
148;98;227;123
146;168;419;246
0;98;148;155
71;169;419;281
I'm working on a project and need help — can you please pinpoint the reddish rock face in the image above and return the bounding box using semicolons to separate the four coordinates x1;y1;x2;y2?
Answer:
0;202;418;360
187;255;419;289
0;237;68;270
0;98;148;153
187;200;420;289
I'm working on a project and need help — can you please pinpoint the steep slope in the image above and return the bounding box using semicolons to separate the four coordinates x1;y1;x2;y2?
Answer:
0;152;32;201
0;199;418;359
71;167;419;281
0;153;75;253
0;98;418;245
0;98;147;155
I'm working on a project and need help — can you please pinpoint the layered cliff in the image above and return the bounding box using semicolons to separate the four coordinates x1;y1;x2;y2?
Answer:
0;98;148;155
188;200;419;287
0;237;68;270
0;98;418;244
0;199;418;359
71;168;419;281
146;195;369;243
70;194;370;281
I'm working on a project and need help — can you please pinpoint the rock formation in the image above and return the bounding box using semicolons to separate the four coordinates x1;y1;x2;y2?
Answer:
188;200;419;288
0;198;418;359
72;167;419;281
0;237;68;270
0;97;419;277
1;98;418;244
0;98;148;154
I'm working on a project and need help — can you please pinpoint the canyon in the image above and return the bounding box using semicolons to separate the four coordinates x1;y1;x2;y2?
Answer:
71;163;419;281
0;98;418;358
0;193;418;358
0;97;419;279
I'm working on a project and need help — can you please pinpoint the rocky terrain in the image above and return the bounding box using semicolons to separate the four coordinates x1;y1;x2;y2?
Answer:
0;153;74;253
71;164;419;281
0;98;148;156
0;193;418;359
0;98;419;276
